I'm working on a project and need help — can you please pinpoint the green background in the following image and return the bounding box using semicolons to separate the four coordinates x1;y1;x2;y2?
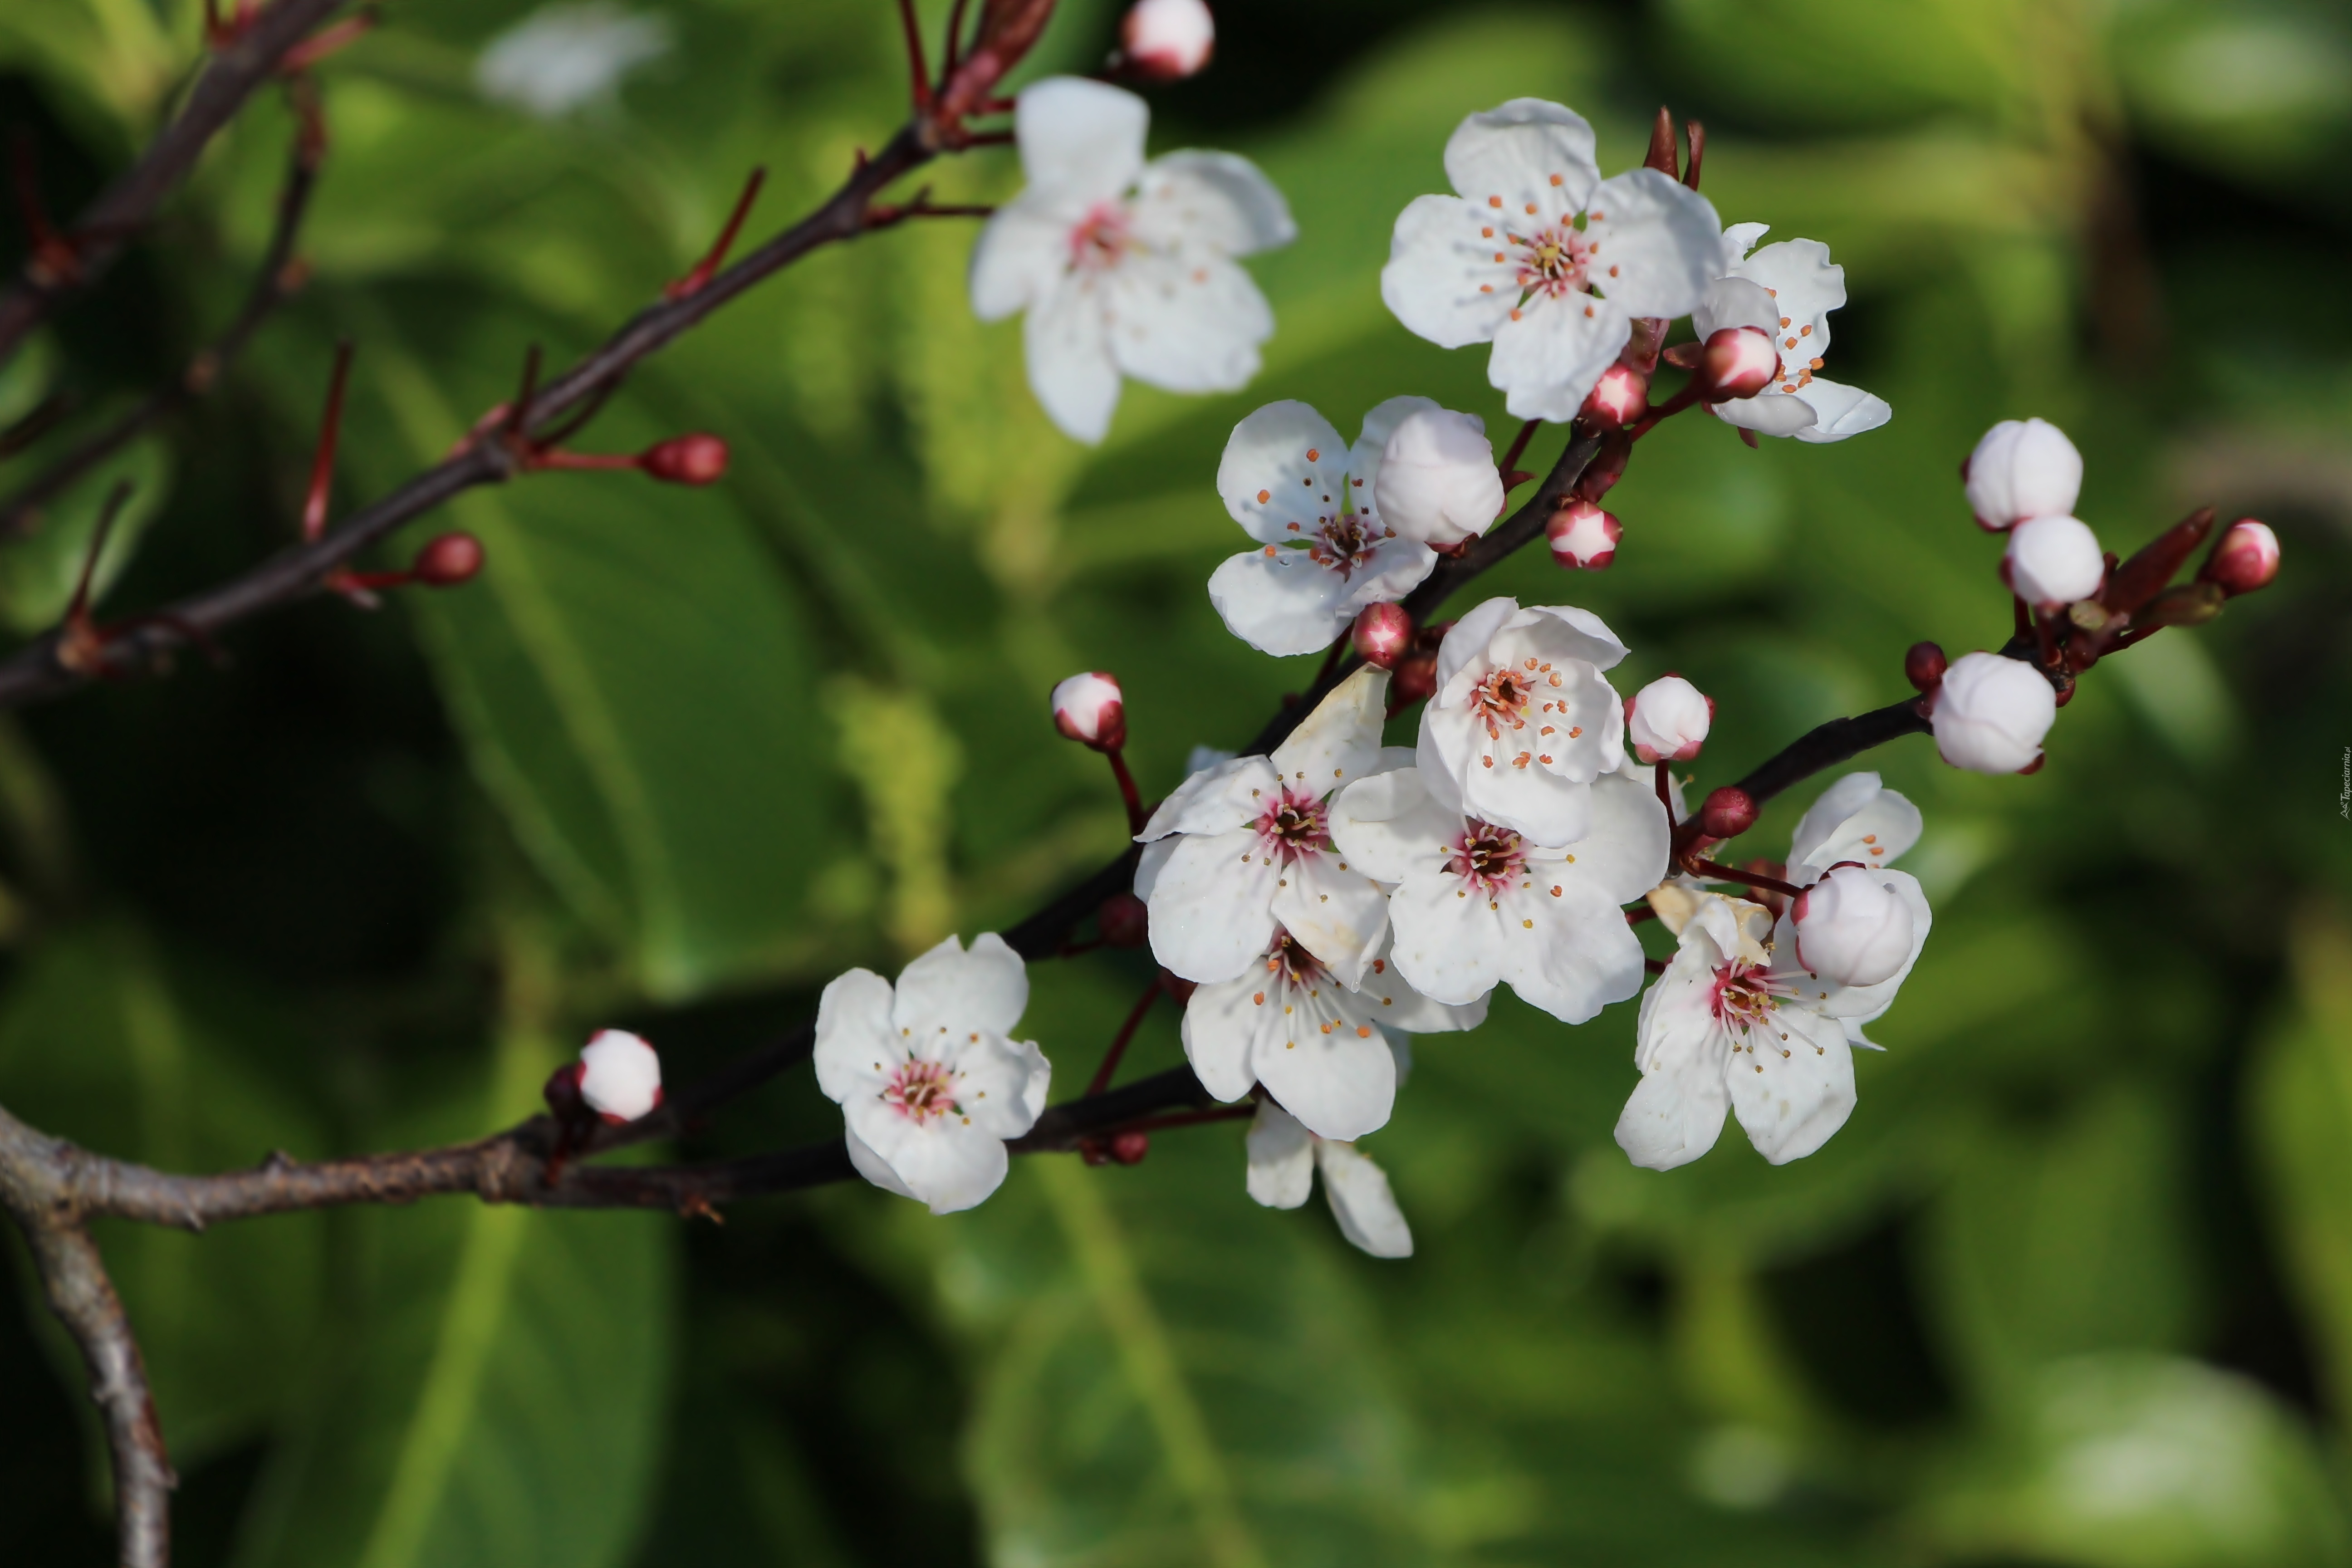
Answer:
3;0;2350;1562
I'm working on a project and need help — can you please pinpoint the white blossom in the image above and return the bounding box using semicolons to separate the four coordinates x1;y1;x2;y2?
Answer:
813;934;1051;1214
475;4;670;118
1626;675;1711;764
1375;407;1505;549
1931;652;2057;774
2004;514;2105;608
1965;417;2082;531
1328;762;1666;1021
1122;0;1214;79
1692;225;1890;442
1245;1101;1413;1258
577;1029;662;1122
1791;865;1915;988
1783;770;1922;884
1182;928;1484;1141
970;77;1294;444
1135;666;1393;986
1416;596;1631;847
1381;99;1721;421
1208;400;1444;656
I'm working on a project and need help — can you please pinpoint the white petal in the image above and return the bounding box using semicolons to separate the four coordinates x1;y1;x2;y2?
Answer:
1384;870;1509;1007
1269;665;1390;793
1328;766;1455;886
1216;400;1351;544
1349;395;1445;510
1254;985;1396;1142
1271;855;1389;986
1789;773;1922;877
1526;603;1630;671
851;1109;1013;1214
1104;253;1273;396
1333;534;1441;616
1245;1102;1313;1208
1788;377;1890;444
1457;753;1592;848
1138;754;1280;841
1710;392;1818;437
1582;168;1721;318
1207;548;1354;656
1380;194;1519;348
1486;293;1630;422
1441;98;1599;214
1180;970;1279;1102
1690;275;1778;338
1613;1054;1730;1171
1024;277;1121;442
1720;220;1771;265
1132;150;1295;258
1313;1140;1413;1258
1499;882;1647;1024
1725;1006;1856;1166
948;1032;1051;1139
1553;771;1673;905
892;932;1029;1039
1432;596;1522;691
1134;834;1177;900
1731;237;1844;350
844;1124;919;1200
969;193;1077;322
812;967;898;1106
1359;944;1489;1034
1017;77;1147;203
1146;828;1282;984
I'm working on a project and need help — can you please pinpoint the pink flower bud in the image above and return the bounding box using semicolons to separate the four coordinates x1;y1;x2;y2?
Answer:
1626;675;1712;764
1121;0;1213;79
642;433;730;485
1699;327;1778;402
1931;651;2056;774
578;1029;663;1123
412;532;484;587
1109;1129;1151;1164
1052;671;1126;751
1964;418;2080;531
1791;864;1915;987
1698;786;1755;841
1581;363;1648;431
1546;500;1621;569
1377;407;1503;548
1351;602;1413;669
1098;891;1149;947
1392;649;1437;708
2003;513;2105;608
2201;518;2278;596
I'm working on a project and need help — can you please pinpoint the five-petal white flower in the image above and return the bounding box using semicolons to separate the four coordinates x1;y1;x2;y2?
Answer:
1329;763;1667;1022
1381;99;1722;421
1183;928;1485;1142
813;934;1052;1214
1692;224;1890;443
1245;1101;1414;1258
1135;667;1394;986
970;77;1295;444
1417;596;1632;847
1208;399;1446;656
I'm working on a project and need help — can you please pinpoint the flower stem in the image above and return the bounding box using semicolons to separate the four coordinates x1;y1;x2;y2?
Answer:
1683;855;1803;900
1086;977;1162;1097
1105;746;1145;834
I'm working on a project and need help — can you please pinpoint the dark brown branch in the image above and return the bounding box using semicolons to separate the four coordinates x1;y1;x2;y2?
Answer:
0;87;325;539
1728;698;1931;811
0;0;351;368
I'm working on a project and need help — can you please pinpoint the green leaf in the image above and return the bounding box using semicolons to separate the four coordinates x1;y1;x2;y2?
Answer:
0;926;327;1464
229;1022;676;1568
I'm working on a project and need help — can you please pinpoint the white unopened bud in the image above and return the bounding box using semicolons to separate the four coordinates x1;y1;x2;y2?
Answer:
579;1029;663;1122
1700;326;1779;401
1121;0;1214;79
1545;500;1621;569
1376;407;1503;548
1051;671;1126;750
2003;513;2105;608
1791;865;1915;988
1964;417;2081;531
1582;363;1647;430
1931;651;2056;774
1626;675;1712;764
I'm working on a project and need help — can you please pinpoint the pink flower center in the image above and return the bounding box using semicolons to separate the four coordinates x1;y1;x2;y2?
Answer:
1514;224;1592;297
884;1058;958;1123
1469;666;1534;739
1709;961;1790;1032
1263;930;1328;988
1068;201;1132;271
1255;787;1330;864
1448;818;1527;894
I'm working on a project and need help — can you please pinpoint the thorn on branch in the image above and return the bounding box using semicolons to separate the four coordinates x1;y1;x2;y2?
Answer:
278;6;379;74
664;167;766;301
53;480;135;677
897;0;934;113
302;339;353;543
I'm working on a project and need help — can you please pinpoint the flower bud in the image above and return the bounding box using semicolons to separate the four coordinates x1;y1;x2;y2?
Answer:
578;1029;663;1123
1791;864;1915;988
412;532;484;587
1051;671;1126;751
1098;891;1148;947
1904;641;1946;692
1576;430;1631;502
2002;514;2105;608
641;433;730;485
1626;675;1712;764
1392;649;1437;708
1699;326;1778;402
1581;363;1647;431
1698;786;1755;841
1963;418;2080;531
1546;500;1621;569
1108;1129;1151;1164
1351;602;1412;669
1377;407;1504;548
1121;0;1213;79
2201;518;2278;597
1931;651;2056;774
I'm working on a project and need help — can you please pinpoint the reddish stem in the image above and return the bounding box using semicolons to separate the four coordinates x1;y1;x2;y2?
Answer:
1105;746;1145;835
11;132;79;285
1627;382;1701;441
665;167;767;301
279;10;377;74
2012;593;2032;642
1644;956;1669;975
1497;417;1541;479
1086;978;1162;1097
1683;856;1803;901
301;340;353;542
528;449;641;473
1625;904;1658;925
942;0;971;73
896;0;932;112
1653;759;1673;816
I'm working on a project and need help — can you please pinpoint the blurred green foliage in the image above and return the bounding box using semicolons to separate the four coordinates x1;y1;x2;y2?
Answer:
1;0;2349;1563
